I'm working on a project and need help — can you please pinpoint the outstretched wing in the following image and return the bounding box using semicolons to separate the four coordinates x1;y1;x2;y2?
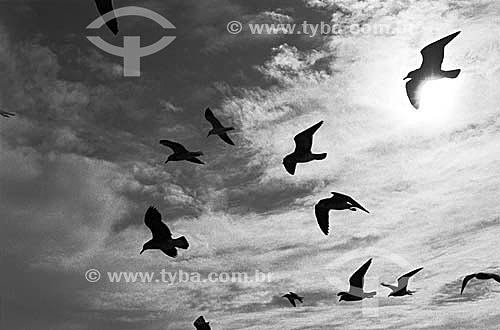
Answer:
333;192;370;213
159;140;189;154
490;274;500;283
461;274;476;294
94;0;119;35
293;121;323;153
218;133;235;146
287;297;296;307
349;258;372;293
420;31;460;71
205;108;224;129
144;206;172;240
405;78;421;110
314;199;331;235
397;267;423;289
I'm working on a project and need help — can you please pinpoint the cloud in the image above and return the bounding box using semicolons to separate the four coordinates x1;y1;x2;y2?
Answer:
3;0;500;329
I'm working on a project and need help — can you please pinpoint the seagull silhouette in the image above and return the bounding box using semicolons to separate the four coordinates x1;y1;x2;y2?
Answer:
460;272;500;294
160;140;205;165
404;31;461;109
140;206;189;258
94;0;119;35
282;292;303;307
381;267;423;297
314;192;369;235
338;258;376;301
194;316;211;330
283;121;326;175
205;107;235;146
0;109;15;118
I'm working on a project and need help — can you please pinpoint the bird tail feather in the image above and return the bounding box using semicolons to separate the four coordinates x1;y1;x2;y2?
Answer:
173;236;189;249
313;153;327;160
443;69;460;78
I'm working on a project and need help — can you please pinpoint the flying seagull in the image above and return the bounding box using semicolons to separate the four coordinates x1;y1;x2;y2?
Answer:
404;31;461;109
314;192;369;235
93;0;119;35
282;292;304;307
338;258;376;301
205;107;235;146
283;121;326;175
160;140;205;165
381;267;423;297
0;109;15;118
140;206;189;258
461;272;500;294
193;316;211;330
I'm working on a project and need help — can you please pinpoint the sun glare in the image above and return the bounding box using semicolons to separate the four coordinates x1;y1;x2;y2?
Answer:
415;79;461;123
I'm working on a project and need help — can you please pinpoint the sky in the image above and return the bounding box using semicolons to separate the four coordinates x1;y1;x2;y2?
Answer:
1;0;500;329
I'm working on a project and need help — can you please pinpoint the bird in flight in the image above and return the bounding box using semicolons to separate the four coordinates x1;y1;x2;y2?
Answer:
193;316;211;330
160;140;205;165
140;206;189;258
314;192;369;235
460;272;500;294
0;109;15;118
381;267;423;297
404;31;461;109
205;107;235;146
282;292;304;307
338;258;376;301
283;121;326;175
93;0;119;35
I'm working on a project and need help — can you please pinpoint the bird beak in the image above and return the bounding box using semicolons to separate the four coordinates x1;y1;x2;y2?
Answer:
207;133;211;137
140;248;145;255
164;160;169;164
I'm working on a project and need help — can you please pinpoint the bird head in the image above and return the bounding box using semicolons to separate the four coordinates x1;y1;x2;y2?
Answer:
140;241;153;255
404;69;419;80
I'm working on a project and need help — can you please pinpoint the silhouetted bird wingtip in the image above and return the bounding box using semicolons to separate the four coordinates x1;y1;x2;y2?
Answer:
460;272;500;294
0;109;15;118
94;0;119;35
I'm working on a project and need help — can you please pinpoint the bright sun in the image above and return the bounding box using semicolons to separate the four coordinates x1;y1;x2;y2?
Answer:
415;78;461;123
